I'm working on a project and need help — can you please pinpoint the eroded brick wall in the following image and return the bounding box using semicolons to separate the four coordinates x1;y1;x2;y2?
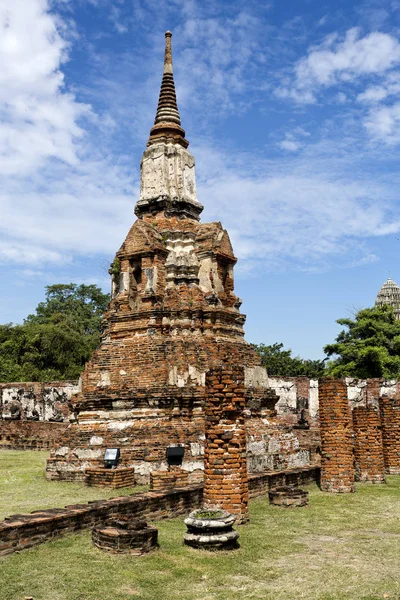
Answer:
0;381;77;422
203;366;249;523
353;405;385;483
380;395;400;474
46;404;205;484
0;421;68;451
319;378;355;493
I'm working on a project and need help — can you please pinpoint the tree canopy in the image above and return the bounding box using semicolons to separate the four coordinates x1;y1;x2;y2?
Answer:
253;342;326;378
0;284;110;382
324;305;400;379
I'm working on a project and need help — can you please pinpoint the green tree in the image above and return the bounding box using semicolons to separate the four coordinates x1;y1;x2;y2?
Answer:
253;342;326;377
324;305;400;378
0;284;110;382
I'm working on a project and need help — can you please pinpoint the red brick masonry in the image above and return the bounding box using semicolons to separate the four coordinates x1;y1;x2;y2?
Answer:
380;395;400;474
0;421;68;451
353;405;385;483
203;366;249;523
319;379;355;493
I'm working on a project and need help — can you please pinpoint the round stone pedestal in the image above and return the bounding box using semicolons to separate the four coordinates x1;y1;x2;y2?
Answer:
268;486;309;507
184;509;239;550
92;517;158;555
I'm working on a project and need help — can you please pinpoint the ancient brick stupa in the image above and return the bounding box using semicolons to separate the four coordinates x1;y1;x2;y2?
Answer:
46;32;263;483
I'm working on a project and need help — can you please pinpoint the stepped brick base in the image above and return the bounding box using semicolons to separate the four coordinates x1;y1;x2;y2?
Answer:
150;467;189;491
85;466;136;488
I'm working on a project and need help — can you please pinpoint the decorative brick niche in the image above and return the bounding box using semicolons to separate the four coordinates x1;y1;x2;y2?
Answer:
318;378;355;493
150;466;189;491
92;517;158;555
85;466;136;489
203;365;249;524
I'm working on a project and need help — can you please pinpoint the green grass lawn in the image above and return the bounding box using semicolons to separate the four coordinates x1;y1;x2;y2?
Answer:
1;450;400;600
0;450;146;519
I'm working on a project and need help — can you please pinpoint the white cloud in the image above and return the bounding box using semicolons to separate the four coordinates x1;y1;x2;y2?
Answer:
0;0;90;175
0;242;66;266
278;128;310;152
195;138;400;272
278;28;400;103
2;0;400;279
364;102;400;143
357;72;400;103
279;139;301;152
0;0;136;269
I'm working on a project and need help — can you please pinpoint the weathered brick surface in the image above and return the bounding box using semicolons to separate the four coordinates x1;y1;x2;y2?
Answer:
203;366;249;523
46;412;205;484
0;466;318;556
353;405;385;483
319;379;355;493
85;467;136;488
379;395;400;474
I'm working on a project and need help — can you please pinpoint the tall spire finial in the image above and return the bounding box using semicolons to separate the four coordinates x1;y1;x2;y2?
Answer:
148;31;189;148
163;31;173;75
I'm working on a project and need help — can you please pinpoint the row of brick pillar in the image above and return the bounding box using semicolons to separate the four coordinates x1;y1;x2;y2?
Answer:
201;372;400;524
319;379;400;492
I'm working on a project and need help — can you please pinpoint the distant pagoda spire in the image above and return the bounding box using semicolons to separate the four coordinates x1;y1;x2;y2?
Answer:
375;277;400;320
148;31;189;148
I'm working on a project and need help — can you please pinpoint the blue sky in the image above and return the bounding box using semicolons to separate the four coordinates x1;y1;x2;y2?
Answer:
1;0;400;359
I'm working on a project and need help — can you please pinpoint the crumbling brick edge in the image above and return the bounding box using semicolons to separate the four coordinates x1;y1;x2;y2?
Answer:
0;466;318;557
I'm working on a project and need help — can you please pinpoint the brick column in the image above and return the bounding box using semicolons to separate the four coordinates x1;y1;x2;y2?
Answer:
318;378;355;493
203;366;249;523
379;395;400;474
353;405;385;483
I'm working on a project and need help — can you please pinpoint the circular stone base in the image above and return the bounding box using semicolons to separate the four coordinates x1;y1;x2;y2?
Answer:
92;517;158;555
184;508;239;550
268;486;309;507
184;529;239;550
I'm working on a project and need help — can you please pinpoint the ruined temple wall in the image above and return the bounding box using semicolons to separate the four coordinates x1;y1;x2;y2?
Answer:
0;381;78;422
268;376;400;416
246;416;320;473
0;382;78;450
45;365;321;484
268;377;319;417
46;408;205;484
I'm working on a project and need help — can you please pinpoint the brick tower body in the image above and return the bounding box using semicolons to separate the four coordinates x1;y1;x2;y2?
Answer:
46;32;263;483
